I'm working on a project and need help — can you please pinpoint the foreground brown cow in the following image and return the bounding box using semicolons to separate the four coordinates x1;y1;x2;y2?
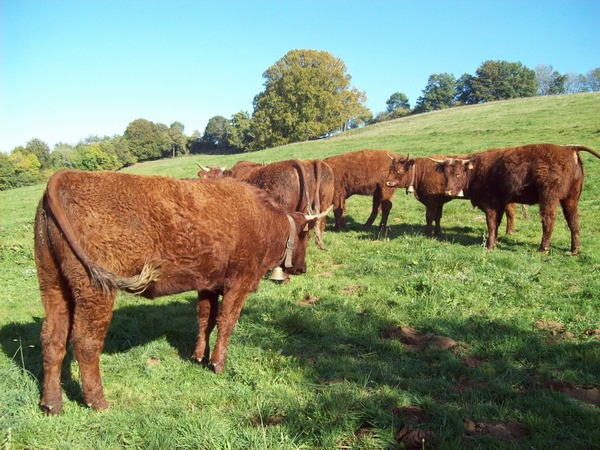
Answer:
436;144;600;253
324;149;403;231
386;155;519;236
35;170;329;413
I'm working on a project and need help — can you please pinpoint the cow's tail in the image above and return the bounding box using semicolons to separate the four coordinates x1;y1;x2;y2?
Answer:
290;159;309;214
572;145;600;161
44;171;160;294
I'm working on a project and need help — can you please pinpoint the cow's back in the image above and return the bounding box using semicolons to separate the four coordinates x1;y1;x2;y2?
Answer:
40;170;280;296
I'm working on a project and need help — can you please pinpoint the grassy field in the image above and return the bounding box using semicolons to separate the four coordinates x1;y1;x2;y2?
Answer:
1;92;599;449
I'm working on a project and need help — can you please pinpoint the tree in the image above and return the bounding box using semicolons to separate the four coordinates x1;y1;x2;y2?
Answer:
251;49;368;150
22;138;51;167
414;73;457;113
386;92;410;114
8;151;41;185
202;116;230;152
469;60;536;103
166;121;188;157
455;73;476;105
227;111;252;152
72;141;121;171
48;142;76;169
588;67;600;92
535;64;567;95
564;72;589;94
124;119;161;161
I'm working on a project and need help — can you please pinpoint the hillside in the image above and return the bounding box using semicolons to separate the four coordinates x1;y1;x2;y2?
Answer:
122;91;600;178
1;92;599;449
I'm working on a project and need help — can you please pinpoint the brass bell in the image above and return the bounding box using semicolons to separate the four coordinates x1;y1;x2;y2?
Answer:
457;190;465;197
269;266;286;282
406;185;415;194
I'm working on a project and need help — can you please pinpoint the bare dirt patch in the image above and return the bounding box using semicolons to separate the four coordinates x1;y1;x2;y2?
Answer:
463;418;527;444
541;379;600;408
396;425;435;449
381;325;458;351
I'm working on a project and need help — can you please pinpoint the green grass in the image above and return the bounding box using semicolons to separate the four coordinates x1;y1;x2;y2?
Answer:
1;93;599;449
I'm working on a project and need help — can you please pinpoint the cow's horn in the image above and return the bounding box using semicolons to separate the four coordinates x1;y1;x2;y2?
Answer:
197;163;211;172
305;205;333;221
428;157;445;163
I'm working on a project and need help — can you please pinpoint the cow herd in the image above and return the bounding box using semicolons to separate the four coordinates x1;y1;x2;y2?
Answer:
34;143;599;413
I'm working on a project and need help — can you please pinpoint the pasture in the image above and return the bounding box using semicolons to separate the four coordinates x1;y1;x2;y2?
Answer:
1;92;599;449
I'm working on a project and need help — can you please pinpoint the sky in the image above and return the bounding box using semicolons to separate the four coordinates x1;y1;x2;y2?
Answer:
1;0;599;153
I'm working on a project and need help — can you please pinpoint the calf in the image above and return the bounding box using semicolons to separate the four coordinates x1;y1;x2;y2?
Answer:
436;144;600;253
324;149;403;231
35;170;329;413
386;155;519;236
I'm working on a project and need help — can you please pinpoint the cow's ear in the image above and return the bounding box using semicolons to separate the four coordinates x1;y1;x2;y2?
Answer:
434;163;444;173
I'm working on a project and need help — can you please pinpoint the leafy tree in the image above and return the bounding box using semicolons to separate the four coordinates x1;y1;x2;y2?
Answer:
227;111;252;152
166;121;188;157
8;151;41;185
72;142;120;171
22;138;51;167
251;49;368;150
535;64;567;95
202;115;230;152
455;73;476;105
469;60;536;103
48;142;76;169
564;72;590;94
124;118;161;161
386;92;410;113
588;67;600;91
414;73;457;113
0;153;17;190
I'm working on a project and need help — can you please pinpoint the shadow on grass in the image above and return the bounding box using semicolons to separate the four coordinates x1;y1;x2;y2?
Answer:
1;294;598;446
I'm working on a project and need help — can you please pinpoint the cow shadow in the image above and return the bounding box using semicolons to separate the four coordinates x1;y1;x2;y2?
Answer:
0;297;199;407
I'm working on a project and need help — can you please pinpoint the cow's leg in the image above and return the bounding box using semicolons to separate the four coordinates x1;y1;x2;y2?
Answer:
365;188;382;227
70;285;115;410
538;199;559;252
433;202;444;236
333;193;346;229
193;290;219;365
378;198;392;231
561;197;580;255
424;203;435;237
37;251;72;415
505;203;516;235
209;285;250;374
484;207;503;249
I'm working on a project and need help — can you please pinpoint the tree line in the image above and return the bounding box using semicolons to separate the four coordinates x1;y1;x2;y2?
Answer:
1;49;598;191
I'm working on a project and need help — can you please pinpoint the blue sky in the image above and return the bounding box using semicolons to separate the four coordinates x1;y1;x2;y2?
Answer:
1;0;599;152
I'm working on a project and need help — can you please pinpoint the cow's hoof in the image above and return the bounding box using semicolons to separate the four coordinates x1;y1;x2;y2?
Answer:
568;248;580;256
87;398;110;411
193;355;210;366
40;402;62;415
208;362;224;374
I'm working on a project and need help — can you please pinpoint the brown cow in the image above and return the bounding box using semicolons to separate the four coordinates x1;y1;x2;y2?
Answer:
436;144;600;253
386;155;519;236
324;149;403;231
35;169;330;413
197;159;334;249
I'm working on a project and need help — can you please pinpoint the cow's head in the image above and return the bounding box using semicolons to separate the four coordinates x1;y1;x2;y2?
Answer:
432;158;473;197
197;163;227;179
385;154;415;192
280;206;333;276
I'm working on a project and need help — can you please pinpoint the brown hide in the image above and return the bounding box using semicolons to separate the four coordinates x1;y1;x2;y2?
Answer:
300;159;335;249
324;149;403;230
386;156;518;236
35;170;324;413
197;160;309;214
439;143;600;253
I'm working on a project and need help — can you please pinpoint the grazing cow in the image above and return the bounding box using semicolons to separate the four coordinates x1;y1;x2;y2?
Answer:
324;149;403;231
436;144;600;253
35;170;330;413
386;155;519;236
197;159;334;249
